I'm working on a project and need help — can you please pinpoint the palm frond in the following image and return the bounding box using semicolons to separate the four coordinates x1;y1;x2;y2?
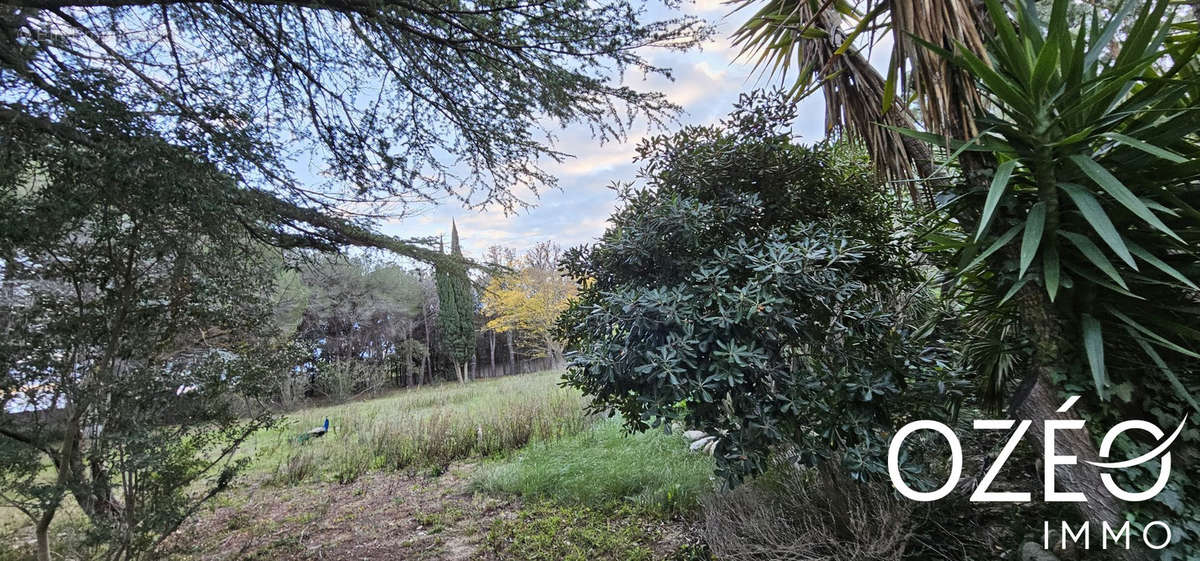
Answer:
730;0;989;205
888;0;987;141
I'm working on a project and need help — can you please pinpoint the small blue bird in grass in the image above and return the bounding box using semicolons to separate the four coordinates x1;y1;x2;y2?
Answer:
297;418;329;443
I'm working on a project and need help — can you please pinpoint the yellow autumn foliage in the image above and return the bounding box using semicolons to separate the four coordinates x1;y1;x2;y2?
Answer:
481;261;576;361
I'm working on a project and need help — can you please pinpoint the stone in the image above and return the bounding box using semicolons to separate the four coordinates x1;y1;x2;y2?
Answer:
689;436;715;452
681;430;708;442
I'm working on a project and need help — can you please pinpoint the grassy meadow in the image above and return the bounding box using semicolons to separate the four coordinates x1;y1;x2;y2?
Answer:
249;370;593;484
2;371;716;561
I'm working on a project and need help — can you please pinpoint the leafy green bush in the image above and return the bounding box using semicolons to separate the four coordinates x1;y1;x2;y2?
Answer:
559;93;966;484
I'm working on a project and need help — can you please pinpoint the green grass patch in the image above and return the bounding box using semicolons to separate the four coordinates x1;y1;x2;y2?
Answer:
474;419;714;517
249;371;592;484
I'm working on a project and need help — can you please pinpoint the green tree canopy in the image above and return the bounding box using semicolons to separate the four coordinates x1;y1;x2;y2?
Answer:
0;96;301;561
287;255;424;360
0;0;711;259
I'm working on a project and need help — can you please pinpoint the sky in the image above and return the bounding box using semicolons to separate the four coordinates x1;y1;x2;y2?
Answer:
374;0;835;260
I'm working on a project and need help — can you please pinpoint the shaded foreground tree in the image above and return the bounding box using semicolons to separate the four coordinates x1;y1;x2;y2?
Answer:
0;0;711;257
559;94;966;483
0;98;305;561
2;3;710;556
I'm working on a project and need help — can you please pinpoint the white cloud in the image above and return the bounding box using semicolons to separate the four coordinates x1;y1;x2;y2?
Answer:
548;145;639;176
692;0;728;13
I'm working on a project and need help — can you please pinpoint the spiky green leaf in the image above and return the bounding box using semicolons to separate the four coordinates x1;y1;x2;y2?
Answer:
1057;182;1136;268
1060;230;1127;289
962;224;1022;272
1081;314;1107;400
1108;308;1200;359
1125;240;1199;290
1019;202;1046;278
1100;133;1188;164
976;160;1019;242
1129;328;1200;415
1043;243;1060;300
1069;154;1182;242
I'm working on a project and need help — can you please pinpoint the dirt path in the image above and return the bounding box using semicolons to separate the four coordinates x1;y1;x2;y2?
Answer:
173;465;516;561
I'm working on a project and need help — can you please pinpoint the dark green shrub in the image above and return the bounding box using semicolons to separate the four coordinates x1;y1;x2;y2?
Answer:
559;93;967;484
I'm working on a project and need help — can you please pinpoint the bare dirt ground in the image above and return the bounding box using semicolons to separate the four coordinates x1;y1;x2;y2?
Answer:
172;464;514;561
170;464;697;561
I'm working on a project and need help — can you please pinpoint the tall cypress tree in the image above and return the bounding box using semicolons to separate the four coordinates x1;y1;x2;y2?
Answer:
436;221;476;383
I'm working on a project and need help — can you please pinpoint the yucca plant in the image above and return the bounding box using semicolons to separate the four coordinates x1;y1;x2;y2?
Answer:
916;0;1200;407
911;0;1199;552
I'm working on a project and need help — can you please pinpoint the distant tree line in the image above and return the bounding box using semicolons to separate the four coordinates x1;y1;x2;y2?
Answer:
268;232;576;403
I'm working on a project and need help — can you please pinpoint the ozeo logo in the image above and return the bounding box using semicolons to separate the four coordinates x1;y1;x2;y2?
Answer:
887;396;1188;551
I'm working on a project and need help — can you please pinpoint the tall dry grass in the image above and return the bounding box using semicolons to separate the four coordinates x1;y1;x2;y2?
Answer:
250;371;591;484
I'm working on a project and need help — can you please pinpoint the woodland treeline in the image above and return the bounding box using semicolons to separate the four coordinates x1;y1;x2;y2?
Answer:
271;238;575;406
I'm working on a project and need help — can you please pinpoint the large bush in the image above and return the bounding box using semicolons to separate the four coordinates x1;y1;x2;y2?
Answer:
559;94;965;484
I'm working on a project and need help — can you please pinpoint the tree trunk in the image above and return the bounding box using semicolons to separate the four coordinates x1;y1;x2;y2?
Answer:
423;304;433;383
545;336;564;369
406;356;415;388
86;449;114;518
506;330;515;376
489;330;496;377
454;361;464;384
1012;373;1125;525
35;509;54;561
1011;287;1129;552
62;416;118;523
416;352;426;387
1005;146;1132;550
